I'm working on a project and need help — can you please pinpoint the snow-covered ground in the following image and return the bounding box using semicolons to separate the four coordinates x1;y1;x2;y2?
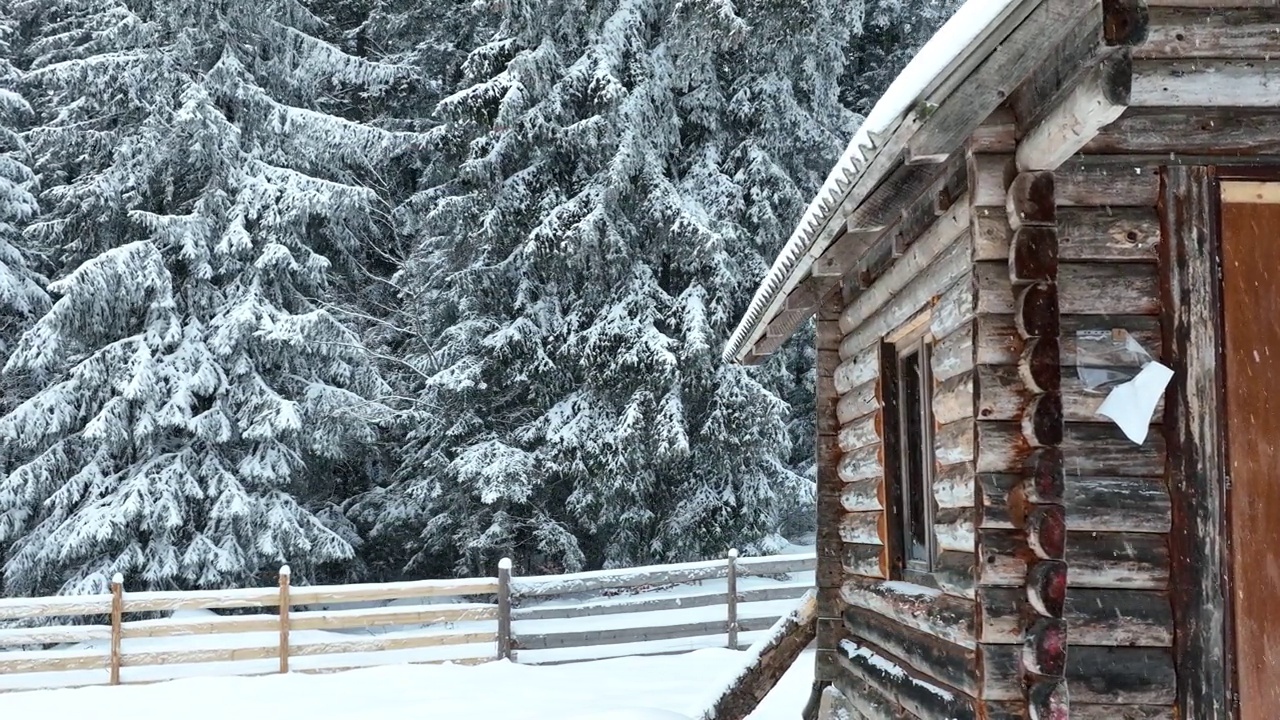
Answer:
0;647;817;720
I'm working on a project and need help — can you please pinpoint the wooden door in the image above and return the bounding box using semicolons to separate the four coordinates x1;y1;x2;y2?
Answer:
1221;181;1280;719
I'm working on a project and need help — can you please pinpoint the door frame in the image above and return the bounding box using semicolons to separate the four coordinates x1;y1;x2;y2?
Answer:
1161;165;1280;719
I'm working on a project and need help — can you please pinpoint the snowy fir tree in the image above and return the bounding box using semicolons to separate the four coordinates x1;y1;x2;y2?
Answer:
0;8;48;397
0;0;413;595
349;0;877;577
0;0;969;593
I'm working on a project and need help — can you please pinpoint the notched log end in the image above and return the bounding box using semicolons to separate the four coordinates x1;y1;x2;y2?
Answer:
1018;337;1062;394
1022;392;1065;448
1015;284;1061;341
1022;617;1067;677
1102;0;1150;48
1026;505;1067;560
1007;171;1056;230
1027;678;1069;720
1024;448;1065;504
1010;227;1059;285
1027;560;1067;618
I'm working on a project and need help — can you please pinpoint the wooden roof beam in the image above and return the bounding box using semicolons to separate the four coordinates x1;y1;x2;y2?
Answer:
1017;53;1133;172
905;0;1099;165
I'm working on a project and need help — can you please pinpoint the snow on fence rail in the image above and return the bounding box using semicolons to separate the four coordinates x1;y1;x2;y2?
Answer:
0;550;814;691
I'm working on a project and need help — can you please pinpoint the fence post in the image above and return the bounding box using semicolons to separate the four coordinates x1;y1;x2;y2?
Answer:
278;565;291;674
497;558;513;661
109;573;123;685
726;548;739;649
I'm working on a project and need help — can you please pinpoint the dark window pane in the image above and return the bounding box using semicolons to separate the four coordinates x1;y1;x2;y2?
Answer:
901;349;928;564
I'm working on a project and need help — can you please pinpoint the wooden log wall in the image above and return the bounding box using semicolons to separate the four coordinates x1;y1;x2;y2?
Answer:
825;179;980;717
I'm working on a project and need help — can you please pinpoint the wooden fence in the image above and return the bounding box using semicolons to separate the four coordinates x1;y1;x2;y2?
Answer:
0;550;813;691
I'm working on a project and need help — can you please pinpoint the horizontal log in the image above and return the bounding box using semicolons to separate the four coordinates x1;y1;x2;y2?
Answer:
839;511;885;545
969;108;1017;154
976;365;1164;423
839;413;880;453
831;647;908;720
1085;107;1280;155
838;443;883;483
513;585;806;621
0;594;111;621
836;378;880;425
933;371;974;426
933;461;975;509
736;553;817;576
841;477;884;513
516;619;769;651
0;649;108;674
973;207;1159;263
935;507;976;553
1137;8;1280;60
933;551;976;600
931;276;975;340
981;474;1171;533
977;529;1169;589
976;314;1161;367
843;605;977;696
1069;705;1174;720
841;576;976;649
837;640;978;720
1016;52;1132;172
0;624;112;645
976;262;1160;316
120;587;279;613
1132;59;1280;107
843;543;886;579
971;156;1159;207
935;419;975;466
835;344;880;395
514;561;727;597
932;324;974;383
840;232;972;356
976;422;1165;476
979;587;1173;646
982;645;1175;704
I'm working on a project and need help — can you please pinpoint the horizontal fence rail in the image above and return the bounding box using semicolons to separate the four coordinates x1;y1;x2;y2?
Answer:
0;550;814;692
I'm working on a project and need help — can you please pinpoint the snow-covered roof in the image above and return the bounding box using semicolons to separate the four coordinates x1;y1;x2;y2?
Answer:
722;0;1031;364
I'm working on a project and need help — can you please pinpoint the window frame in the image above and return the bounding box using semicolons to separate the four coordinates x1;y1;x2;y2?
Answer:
881;317;938;581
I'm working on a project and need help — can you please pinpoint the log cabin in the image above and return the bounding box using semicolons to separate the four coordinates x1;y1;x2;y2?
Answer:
722;1;1280;718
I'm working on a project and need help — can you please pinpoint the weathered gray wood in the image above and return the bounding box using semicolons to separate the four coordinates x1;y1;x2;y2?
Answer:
982;645;1175;704
933;462;976;509
971;155;1160;207
935;507;976;553
977;262;1160;316
934;551;977;600
1162;165;1230;720
1132;58;1280;107
839;512;884;546
974;207;1159;263
843;543;886;579
977;364;1164;423
838;443;883;484
841;478;884;514
976;421;1165;476
836;378;880;426
516;616;779;650
838;202;971;335
843;606;977;697
497;561;512;660
981;473;1171;533
976;313;1161;367
1085;107;1280;155
511;585;807;621
835;343;879;395
813;229;886;277
1137;7;1280;59
969;108;1018;154
979;587;1173;646
836;641;978;720
934;418;975;466
931;276;975;340
933;371;974;425
838;413;880;454
840;576;977;649
1018;54;1133;172
932;324;975;383
906;0;1097;165
830;652;908;720
977;529;1168;589
1068;704;1174;720
1005;171;1056;232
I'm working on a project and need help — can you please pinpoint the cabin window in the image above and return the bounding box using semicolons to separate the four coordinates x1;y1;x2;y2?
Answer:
885;327;936;575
